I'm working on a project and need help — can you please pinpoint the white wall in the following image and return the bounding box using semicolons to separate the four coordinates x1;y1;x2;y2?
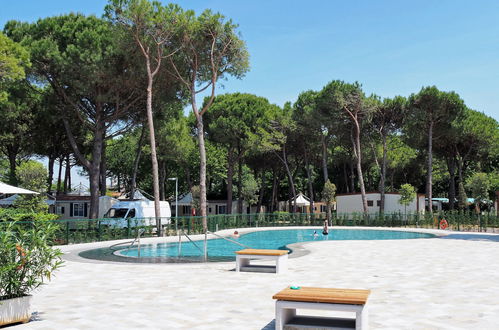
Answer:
337;193;424;214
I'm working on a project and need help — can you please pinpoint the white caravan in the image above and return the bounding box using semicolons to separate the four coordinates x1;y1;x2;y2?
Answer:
103;200;171;228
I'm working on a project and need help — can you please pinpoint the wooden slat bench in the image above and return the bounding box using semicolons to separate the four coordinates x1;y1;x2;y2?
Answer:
273;286;371;330
235;249;289;273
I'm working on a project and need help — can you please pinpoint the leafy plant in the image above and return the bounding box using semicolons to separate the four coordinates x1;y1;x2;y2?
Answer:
0;220;63;299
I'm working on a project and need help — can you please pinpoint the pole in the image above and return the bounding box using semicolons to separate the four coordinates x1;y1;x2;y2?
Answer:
175;178;178;233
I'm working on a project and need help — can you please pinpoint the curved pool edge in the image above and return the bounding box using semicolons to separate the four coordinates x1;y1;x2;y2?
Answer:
62;226;449;264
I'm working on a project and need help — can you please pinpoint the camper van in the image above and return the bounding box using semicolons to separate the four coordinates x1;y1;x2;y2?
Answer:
103;200;171;228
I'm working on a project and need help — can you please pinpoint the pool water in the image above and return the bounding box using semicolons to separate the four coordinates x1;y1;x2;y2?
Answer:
116;229;434;261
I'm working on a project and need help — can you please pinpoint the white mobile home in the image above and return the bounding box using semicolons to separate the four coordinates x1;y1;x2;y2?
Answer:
336;192;425;215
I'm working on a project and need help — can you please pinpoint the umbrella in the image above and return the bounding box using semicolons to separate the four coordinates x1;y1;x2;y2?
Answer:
0;181;39;195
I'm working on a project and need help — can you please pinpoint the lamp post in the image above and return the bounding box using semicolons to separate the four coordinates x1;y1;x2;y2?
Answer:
168;177;178;232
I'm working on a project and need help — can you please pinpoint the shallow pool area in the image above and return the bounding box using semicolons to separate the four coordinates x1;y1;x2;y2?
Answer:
79;228;435;263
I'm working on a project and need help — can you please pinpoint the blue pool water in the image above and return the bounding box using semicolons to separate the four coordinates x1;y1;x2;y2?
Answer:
117;229;434;261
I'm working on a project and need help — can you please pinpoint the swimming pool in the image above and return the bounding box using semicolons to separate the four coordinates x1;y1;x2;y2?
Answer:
79;228;435;263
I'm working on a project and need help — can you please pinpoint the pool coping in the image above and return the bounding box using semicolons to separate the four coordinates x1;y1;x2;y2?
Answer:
59;226;461;265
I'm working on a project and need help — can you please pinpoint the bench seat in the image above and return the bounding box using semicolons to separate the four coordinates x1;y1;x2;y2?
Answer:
235;249;289;273
273;287;370;330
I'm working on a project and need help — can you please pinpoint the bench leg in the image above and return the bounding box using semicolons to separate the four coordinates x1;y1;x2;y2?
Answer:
236;256;250;272
275;255;287;273
275;301;295;330
356;304;368;330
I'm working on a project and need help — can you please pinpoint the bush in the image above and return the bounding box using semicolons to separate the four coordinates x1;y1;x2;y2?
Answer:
0;220;63;300
0;208;58;222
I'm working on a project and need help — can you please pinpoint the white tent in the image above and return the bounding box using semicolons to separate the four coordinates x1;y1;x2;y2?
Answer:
291;193;310;206
0;182;39;195
0;194;55;206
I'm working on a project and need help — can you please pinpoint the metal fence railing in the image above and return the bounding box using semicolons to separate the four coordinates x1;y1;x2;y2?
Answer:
1;211;498;245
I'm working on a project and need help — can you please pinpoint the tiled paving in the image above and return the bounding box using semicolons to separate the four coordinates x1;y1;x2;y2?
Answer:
11;228;499;329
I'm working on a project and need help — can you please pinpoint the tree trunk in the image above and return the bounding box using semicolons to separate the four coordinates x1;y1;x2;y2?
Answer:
343;162;349;193
47;156;55;193
226;148;235;214
145;71;162;235
321;134;328;182
130;125;146;200
99;141;107;196
67;156;71;191
349;160;355;193
7;152;17;186
196;115;208;231
447;156;456;210
185;167;192;192
237;156;243;214
159;160;166;201
426;120;434;213
456;154;467;210
379;134;387;213
271;172;277;212
305;155;314;214
88;121;105;219
64;154;70;194
278;146;297;213
257;171;265;213
352;124;368;213
56;156;63;194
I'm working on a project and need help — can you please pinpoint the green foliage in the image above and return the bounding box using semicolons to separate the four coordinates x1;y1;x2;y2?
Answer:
322;180;336;204
240;172;259;206
398;183;416;206
0;220;63;299
0;208;58;222
466;172;490;203
0;31;30;83
457;181;468;210
16;161;47;192
14;161;48;212
0;81;40;185
190;185;201;211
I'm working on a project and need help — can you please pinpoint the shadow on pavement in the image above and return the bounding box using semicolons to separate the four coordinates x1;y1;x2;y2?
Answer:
440;233;499;242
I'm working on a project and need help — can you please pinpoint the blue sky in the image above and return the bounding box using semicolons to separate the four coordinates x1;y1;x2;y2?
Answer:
2;0;499;187
2;0;499;120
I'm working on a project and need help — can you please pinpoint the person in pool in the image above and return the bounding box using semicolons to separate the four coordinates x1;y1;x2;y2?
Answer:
322;220;329;235
232;230;240;238
313;230;319;238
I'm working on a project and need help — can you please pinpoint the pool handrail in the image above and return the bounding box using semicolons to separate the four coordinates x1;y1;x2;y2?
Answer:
182;230;204;254
207;231;252;249
109;228;145;251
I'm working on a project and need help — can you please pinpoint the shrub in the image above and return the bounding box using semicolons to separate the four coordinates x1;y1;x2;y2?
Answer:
0;220;63;300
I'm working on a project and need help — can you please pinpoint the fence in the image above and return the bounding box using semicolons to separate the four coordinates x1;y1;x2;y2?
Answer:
1;211;498;245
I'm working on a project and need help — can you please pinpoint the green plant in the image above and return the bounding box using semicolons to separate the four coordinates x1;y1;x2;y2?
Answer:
0;220;63;300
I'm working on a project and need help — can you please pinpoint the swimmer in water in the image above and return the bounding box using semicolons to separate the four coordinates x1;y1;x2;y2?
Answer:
313;230;319;238
322;220;329;235
232;230;240;238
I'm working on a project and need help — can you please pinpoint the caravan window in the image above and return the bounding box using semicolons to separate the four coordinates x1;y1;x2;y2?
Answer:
107;208;129;218
127;209;136;218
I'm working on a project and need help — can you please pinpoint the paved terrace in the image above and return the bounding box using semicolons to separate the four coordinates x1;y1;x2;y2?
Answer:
11;227;499;330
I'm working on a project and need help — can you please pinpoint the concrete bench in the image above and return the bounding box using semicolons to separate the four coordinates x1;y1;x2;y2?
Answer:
235;249;289;273
272;286;371;330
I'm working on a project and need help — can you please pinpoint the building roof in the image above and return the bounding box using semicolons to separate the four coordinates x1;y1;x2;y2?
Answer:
55;195;92;201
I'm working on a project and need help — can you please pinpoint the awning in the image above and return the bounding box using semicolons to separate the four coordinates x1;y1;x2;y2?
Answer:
0;181;39;195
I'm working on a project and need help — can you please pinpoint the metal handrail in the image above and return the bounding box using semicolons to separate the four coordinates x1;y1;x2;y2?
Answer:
109;228;145;251
182;231;204;254
207;231;252;249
